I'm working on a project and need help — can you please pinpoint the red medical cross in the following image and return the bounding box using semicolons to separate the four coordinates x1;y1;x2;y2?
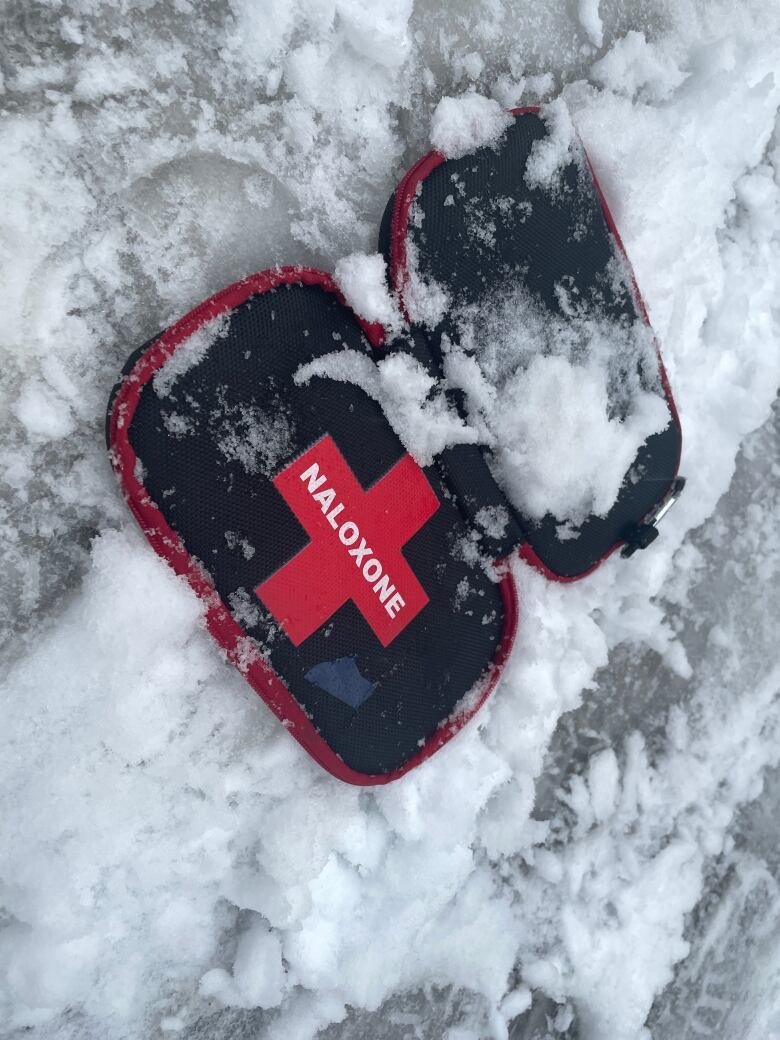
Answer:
256;435;439;647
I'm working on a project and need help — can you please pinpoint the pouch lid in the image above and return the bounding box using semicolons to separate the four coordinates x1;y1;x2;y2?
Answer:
108;268;516;784
381;107;682;579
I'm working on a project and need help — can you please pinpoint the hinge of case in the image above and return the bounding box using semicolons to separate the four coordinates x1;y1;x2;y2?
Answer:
621;477;686;558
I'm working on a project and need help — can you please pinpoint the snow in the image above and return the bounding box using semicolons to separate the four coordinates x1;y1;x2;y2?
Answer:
153;314;230;397
1;3;780;1040
443;287;671;524
401;237;452;327
295;348;479;465
297;318;669;524
200;919;286;1009
214;401;295;477
430;94;514;159
150;313;296;473
523;97;577;190
333;252;402;334
578;0;604;50
591;31;687;101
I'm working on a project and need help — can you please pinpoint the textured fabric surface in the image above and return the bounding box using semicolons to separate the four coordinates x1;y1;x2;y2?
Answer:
388;112;682;577
124;283;507;774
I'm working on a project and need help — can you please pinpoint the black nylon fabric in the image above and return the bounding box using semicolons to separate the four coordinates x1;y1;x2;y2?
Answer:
384;111;681;578
124;283;506;775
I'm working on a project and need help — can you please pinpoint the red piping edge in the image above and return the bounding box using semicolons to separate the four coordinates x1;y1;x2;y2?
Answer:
388;106;682;583
108;265;518;786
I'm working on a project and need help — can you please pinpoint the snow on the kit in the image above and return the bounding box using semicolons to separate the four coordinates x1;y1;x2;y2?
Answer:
334;252;403;334
325;241;669;525
213;400;295;477
523;97;577;189
151;315;297;474
295;348;479;465
401;236;452;327
444;285;669;524
1;3;780;1040
430;93;514;159
153;314;230;398
296;293;669;524
490;352;668;523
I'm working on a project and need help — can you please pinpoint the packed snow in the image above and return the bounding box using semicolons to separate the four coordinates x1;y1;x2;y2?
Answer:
296;294;669;525
1;3;780;1040
430;94;514;159
333;252;403;335
484;351;669;523
443;285;671;524
523;97;577;190
295;348;479;465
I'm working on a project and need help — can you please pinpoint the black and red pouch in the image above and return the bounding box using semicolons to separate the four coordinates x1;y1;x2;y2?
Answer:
379;107;683;580
107;108;683;784
107;269;519;784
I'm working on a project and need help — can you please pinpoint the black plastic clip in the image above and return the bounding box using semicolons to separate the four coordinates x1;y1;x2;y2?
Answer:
621;477;686;558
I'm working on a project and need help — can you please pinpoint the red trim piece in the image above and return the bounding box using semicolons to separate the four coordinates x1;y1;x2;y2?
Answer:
109;266;518;785
390;149;446;324
388;106;682;583
517;541;616;583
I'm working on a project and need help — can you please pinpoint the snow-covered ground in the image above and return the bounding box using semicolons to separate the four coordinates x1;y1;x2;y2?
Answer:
1;2;779;1038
